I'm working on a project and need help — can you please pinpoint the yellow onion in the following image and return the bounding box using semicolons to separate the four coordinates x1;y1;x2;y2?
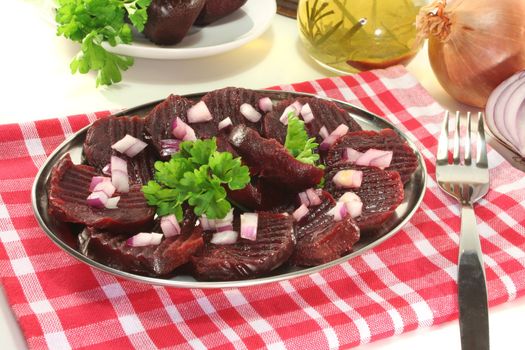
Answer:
416;0;525;107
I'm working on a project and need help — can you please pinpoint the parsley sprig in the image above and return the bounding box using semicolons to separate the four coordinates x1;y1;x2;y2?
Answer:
55;0;151;86
284;114;321;166
142;138;251;220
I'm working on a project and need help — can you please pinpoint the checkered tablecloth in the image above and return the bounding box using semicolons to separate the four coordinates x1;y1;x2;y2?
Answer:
1;65;524;349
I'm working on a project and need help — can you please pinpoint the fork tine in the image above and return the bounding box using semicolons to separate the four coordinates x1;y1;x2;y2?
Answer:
437;111;450;165
476;112;488;168
464;112;472;166
453;111;461;164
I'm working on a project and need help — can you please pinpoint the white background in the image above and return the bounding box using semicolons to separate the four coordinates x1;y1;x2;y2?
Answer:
1;1;524;349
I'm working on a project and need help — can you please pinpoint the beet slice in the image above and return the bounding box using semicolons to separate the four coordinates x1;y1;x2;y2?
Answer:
261;97;362;144
48;155;155;231
191;212;294;281
326;129;418;183
83;115;157;184
194;0;247;26
143;0;206;45
81;213;203;276
193;87;268;138
228;124;324;192
292;191;360;266
144;94;195;157
324;163;404;232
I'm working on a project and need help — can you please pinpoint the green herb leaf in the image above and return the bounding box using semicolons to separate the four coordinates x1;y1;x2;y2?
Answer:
142;138;251;219
284;114;321;165
55;0;151;86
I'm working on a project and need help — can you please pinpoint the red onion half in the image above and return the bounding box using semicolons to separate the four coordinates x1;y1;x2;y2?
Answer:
485;70;525;156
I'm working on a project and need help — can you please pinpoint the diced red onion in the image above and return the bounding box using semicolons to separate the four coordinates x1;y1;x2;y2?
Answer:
258;97;273;112
291;100;303;112
218;117;233;130
328;202;348;221
87;191;108;209
150;233;163;245
93;180;116;198
199;215;215;231
338;192;363;218
339;191;361;203
319;124;349;151
105;196;120;209
183;124;197;141
333;170;363;189
319;125;329;139
292;204;309;221
111;134;148;158
300;103;314;123
160;139;181;158
298;191;310;207
345;200;363;218
210;230;238;245
110;156;129;193
126;232;163;247
240;213;258;241
305;188;322;206
89;176;111;192
356;149;393;169
187;101;212;123
160;139;181;149
102;164;111;176
342;148;363;163
240;103;262;123
216;223;234;232
279;103;301;125
172;117;188;139
111;155;127;172
368;151;393;170
160;214;181;237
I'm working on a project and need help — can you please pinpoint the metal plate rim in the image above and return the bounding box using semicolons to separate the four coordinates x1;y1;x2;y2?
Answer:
31;90;427;289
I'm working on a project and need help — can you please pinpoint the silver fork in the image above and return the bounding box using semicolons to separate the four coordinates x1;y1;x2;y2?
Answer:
436;111;490;350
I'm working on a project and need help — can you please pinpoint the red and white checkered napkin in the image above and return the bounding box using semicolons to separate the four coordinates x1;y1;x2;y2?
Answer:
1;65;525;349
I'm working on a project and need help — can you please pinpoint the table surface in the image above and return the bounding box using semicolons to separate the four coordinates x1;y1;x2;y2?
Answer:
1;1;524;349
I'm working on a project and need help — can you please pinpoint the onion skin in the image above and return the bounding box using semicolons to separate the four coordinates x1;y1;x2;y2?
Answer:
417;0;525;107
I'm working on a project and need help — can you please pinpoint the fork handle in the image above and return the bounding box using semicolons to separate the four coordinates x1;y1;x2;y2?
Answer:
458;203;490;350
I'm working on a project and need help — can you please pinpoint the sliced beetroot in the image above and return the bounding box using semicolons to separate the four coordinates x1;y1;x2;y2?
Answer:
227;178;296;211
326;129;418;183
324;163;404;232
292;190;360;266
193;87;268;138
261;97;362;144
48;155;155;231
144;94;195;157
228;124;324;192
143;0;206;45
83;116;157;184
191;212;294;281
82;215;203;276
194;0;247;26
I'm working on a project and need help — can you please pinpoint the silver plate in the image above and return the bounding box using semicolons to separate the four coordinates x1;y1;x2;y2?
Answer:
31;90;427;289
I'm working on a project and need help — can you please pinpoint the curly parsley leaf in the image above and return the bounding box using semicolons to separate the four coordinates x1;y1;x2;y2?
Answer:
284;114;321;166
55;0;151;86
142;138;251;220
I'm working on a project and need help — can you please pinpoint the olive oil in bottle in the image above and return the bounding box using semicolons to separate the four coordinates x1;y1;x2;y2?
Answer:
297;0;425;73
